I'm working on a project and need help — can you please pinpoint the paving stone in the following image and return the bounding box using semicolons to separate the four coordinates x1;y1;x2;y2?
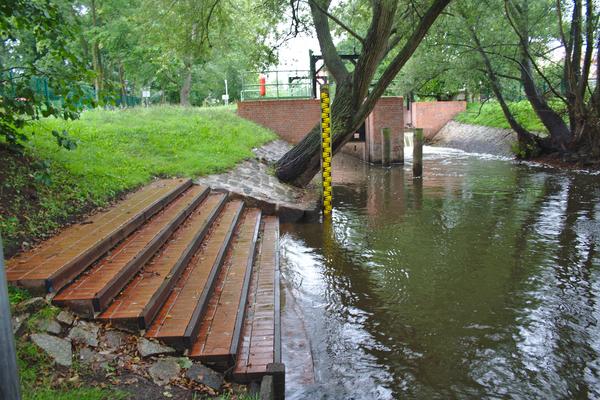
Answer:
15;297;47;314
31;333;72;367
148;358;181;386
56;310;75;326
137;338;176;358
37;318;62;335
12;313;29;335
194;141;318;220
68;321;100;347
103;330;127;350
185;363;224;391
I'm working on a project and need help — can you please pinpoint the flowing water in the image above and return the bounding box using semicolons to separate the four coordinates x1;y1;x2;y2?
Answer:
280;147;600;399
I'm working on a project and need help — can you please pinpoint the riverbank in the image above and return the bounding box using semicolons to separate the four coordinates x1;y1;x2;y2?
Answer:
433;120;600;172
431;120;517;157
0;106;275;257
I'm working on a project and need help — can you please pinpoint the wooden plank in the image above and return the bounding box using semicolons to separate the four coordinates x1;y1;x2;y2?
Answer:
7;178;191;293
233;216;279;382
145;201;247;350
98;193;227;330
188;208;261;364
53;185;209;317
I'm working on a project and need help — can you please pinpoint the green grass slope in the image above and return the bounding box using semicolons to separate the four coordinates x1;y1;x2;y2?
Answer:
1;105;275;256
454;101;548;133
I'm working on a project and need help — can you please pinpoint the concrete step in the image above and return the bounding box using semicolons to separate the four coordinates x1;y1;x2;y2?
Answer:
233;216;281;382
6;179;191;293
53;185;209;317
145;201;248;350
98;193;228;330
188;208;262;365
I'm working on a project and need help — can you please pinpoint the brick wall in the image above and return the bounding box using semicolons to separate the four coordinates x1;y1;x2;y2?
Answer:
367;97;405;164
237;97;404;163
237;99;321;144
410;101;467;139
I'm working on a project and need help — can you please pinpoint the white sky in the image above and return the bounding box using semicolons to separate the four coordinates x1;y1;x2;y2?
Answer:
276;34;320;71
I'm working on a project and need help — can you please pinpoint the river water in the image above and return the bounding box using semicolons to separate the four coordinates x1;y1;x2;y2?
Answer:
280;147;600;399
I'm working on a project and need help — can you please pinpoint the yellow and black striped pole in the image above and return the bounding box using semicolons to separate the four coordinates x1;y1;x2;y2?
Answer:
320;85;332;216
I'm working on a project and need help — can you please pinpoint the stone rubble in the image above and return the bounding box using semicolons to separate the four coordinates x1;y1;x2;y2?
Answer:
12;312;29;335
186;363;224;391
37;318;62;335
30;333;73;368
195;139;319;222
56;310;75;326
137;337;176;358
148;358;181;386
68;321;100;347
15;297;47;314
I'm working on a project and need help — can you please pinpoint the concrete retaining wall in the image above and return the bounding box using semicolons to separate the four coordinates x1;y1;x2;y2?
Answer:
432;120;517;157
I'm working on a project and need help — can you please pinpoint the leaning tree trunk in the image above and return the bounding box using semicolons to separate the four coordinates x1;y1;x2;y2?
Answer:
180;65;192;107
466;23;540;156
275;0;451;187
275;77;357;187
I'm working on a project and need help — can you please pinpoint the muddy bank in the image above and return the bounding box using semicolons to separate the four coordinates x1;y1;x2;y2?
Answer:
431;120;516;157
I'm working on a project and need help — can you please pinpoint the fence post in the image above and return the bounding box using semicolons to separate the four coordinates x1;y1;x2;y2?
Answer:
0;234;21;400
413;128;424;178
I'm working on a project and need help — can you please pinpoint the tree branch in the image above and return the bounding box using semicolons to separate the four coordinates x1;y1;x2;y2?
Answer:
306;0;365;45
357;0;451;122
503;0;567;103
308;0;348;82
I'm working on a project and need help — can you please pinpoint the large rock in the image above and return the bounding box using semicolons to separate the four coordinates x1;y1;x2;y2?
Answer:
137;338;175;358
15;297;47;314
68;321;100;347
30;333;72;368
37;318;62;335
148;358;181;385
186;363;224;391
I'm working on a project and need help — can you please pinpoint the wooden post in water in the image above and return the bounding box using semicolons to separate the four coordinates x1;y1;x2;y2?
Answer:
413;128;424;178
398;129;405;165
382;127;391;167
0;234;21;400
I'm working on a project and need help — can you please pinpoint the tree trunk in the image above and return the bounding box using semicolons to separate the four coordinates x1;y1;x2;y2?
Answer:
275;0;451;186
90;0;103;102
520;57;572;151
119;62;126;107
180;65;192;107
275;76;356;186
465;23;540;156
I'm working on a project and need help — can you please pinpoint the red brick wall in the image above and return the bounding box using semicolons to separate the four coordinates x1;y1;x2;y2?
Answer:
411;101;466;139
237;99;321;144
367;97;405;163
238;97;404;164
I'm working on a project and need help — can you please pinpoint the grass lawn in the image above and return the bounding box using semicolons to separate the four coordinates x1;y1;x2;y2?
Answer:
1;105;275;256
454;100;551;133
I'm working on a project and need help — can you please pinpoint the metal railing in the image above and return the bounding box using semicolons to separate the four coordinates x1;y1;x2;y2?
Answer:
240;70;313;101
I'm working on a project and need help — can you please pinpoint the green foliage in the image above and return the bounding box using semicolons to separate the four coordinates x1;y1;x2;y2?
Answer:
0;0;90;149
455;101;548;133
8;285;31;305
1;106;275;255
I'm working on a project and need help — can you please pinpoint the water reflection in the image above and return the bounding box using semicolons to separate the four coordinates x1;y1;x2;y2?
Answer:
281;148;600;399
